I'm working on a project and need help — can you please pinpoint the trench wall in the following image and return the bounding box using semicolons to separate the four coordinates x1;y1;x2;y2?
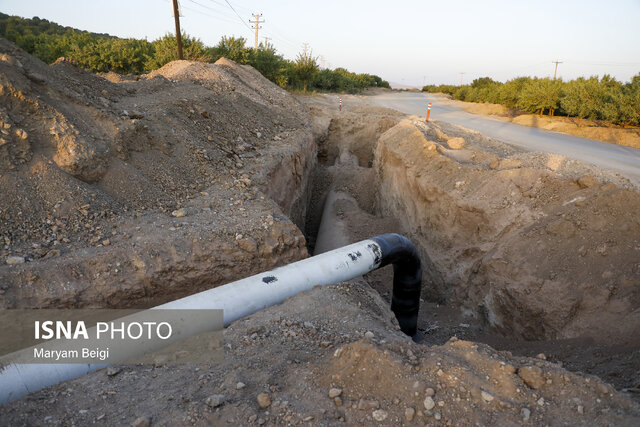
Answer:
374;118;640;344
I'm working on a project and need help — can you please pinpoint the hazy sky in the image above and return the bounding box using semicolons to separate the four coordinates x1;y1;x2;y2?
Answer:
1;0;639;86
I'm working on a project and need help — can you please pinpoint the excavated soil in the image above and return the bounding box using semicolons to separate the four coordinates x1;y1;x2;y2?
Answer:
0;39;314;309
1;40;639;425
2;283;639;426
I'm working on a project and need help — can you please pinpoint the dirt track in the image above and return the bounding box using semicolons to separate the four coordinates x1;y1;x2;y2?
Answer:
1;38;639;425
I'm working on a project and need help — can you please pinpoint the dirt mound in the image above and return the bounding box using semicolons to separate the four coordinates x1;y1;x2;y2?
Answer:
2;283;638;425
374;116;640;345
0;38;314;308
148;58;300;114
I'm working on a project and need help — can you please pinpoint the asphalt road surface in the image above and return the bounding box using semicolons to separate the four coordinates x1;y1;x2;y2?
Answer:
370;92;640;184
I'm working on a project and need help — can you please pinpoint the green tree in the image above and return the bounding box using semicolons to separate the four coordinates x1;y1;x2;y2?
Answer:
618;73;640;125
248;45;288;83
518;78;562;116
145;33;211;70
561;75;625;122
209;36;251;64
292;50;318;92
497;77;529;109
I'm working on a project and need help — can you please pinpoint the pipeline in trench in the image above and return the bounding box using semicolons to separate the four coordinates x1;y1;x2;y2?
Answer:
299;112;640;399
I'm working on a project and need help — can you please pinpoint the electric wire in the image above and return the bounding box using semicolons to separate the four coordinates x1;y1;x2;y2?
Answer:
221;0;253;31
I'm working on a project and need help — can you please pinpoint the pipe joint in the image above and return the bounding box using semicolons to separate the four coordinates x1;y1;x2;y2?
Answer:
371;233;422;337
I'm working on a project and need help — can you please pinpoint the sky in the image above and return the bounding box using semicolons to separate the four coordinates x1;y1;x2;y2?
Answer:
1;0;639;87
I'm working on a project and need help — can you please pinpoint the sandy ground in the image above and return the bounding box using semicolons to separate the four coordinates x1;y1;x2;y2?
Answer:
1;39;639;425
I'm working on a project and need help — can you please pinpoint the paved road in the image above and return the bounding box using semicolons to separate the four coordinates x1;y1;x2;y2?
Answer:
370;92;640;184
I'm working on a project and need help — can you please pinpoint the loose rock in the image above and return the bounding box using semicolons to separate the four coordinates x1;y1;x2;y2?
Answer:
447;137;466;149
205;394;226;408
424;396;435;410
357;399;379;410
130;416;151;427
256;393;271;409
372;409;388;422
171;208;186;218
106;367;121;377
577;175;599;188
405;407;415;421
481;391;494;402
6;256;25;265
328;387;342;398
518;366;546;389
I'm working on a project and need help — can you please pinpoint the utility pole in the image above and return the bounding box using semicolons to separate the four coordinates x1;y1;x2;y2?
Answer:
320;55;326;69
250;13;264;50
171;0;183;60
552;60;563;80
302;42;310;56
459;72;466;86
263;36;271;47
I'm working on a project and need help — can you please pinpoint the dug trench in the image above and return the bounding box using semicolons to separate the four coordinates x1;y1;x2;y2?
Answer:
298;95;640;400
1;41;640;424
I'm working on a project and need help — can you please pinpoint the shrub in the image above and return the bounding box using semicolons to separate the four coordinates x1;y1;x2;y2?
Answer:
145;33;211;70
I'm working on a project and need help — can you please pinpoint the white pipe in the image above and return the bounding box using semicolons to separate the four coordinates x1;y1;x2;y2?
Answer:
313;189;353;255
0;238;384;404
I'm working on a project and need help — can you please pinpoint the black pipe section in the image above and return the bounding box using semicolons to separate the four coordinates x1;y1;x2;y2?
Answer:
370;233;422;337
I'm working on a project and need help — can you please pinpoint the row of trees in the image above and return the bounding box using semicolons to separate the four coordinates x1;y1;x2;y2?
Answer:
422;74;640;126
0;13;389;93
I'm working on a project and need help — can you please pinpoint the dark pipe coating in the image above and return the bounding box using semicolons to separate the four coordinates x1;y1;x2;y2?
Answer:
370;233;423;337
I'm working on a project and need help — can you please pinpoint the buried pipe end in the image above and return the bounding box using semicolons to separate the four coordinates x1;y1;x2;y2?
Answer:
370;233;422;337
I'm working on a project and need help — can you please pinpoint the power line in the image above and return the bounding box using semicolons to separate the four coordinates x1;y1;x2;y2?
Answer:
184;0;245;25
169;0;301;55
223;0;252;31
187;0;239;20
180;3;243;26
249;13;264;50
164;0;295;54
261;31;297;49
268;24;299;47
207;0;250;14
552;59;563;80
568;60;640;67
